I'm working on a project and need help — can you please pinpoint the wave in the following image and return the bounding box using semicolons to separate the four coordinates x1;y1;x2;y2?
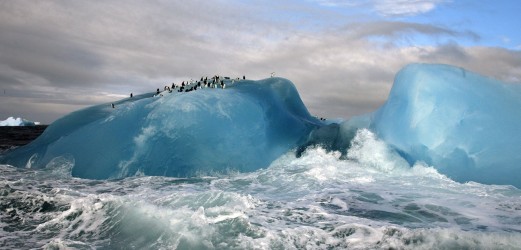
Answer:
2;129;520;248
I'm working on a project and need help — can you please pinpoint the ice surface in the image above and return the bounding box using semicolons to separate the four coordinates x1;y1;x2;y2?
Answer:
0;116;40;126
371;64;521;187
1;78;321;179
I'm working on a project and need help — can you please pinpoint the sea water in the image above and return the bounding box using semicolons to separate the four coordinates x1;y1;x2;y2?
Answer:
2;64;521;249
2;129;520;249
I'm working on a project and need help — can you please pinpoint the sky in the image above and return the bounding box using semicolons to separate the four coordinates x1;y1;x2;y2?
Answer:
0;0;520;124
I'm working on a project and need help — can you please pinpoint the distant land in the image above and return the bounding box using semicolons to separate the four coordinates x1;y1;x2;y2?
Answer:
0;126;47;153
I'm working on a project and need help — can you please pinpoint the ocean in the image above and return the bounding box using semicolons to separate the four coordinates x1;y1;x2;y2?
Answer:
1;129;520;249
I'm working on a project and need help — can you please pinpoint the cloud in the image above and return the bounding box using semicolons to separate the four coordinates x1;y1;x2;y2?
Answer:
312;0;449;16
337;21;480;42
238;25;519;119
312;0;370;7
0;0;519;124
373;0;449;16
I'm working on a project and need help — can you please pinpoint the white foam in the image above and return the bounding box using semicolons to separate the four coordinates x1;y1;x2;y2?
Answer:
2;144;521;249
347;128;409;172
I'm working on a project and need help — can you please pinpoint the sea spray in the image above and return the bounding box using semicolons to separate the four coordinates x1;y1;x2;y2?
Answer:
2;140;521;248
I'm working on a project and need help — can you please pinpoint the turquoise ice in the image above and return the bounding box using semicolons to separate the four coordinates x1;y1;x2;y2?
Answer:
1;78;320;179
371;64;521;187
2;64;521;187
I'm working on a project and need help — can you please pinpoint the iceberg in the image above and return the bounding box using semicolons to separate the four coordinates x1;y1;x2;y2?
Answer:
290;63;521;187
0;117;40;126
2;64;520;188
370;64;521;187
0;78;321;179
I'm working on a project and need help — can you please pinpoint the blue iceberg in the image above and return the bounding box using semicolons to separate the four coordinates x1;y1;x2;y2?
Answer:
370;64;521;187
292;63;521;187
2;64;521;187
1;78;321;179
